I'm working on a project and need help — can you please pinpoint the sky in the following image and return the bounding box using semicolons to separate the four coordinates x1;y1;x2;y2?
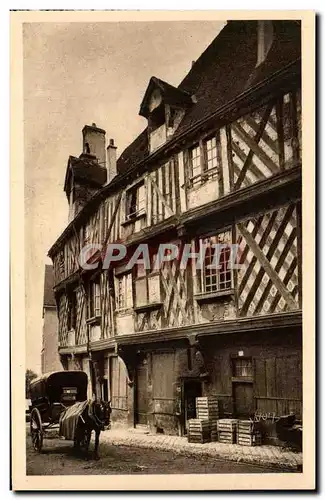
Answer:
24;20;225;374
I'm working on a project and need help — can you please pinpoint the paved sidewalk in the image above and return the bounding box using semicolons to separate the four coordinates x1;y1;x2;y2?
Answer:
101;428;302;471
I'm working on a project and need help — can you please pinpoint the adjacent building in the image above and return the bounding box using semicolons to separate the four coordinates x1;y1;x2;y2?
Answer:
41;264;62;373
48;21;302;441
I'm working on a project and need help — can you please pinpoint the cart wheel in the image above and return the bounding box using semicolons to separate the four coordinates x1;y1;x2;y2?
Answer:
30;408;43;452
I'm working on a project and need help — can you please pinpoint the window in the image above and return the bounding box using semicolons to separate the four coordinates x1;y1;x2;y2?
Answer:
201;230;232;293
126;182;146;220
188;136;219;184
88;278;101;319
189;144;201;180
205;137;218;172
233;358;253;378
116;273;133;310
67;291;77;331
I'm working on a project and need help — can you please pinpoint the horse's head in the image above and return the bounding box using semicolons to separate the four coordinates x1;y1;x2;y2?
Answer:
95;400;111;428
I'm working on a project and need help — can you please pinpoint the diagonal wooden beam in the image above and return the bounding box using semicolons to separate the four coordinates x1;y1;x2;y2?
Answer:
231;141;266;182
245;116;279;155
269;257;298;314
238;211;278;296
102;191;123;250
238;223;297;310
239;205;295;316
149;174;174;217
232;121;279;177
253;227;297;315
234;104;274;190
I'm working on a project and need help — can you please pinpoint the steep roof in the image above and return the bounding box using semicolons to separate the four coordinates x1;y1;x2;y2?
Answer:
49;20;301;257
116;20;301;175
43;264;56;307
139;76;193;118
64;154;107;197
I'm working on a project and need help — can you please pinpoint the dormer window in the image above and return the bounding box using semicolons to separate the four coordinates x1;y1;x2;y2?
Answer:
139;76;193;154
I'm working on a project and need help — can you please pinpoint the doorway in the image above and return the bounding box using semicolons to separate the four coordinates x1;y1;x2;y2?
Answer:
182;379;202;435
232;357;254;418
135;358;149;426
233;382;254;417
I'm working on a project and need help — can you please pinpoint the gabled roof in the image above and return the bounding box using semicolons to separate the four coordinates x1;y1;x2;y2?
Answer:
64;154;107;197
116;20;301;176
43;264;56;307
139;76;193;118
49;20;301;257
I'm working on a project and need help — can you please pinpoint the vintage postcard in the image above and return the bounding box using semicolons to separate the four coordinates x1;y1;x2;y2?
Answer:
11;9;315;490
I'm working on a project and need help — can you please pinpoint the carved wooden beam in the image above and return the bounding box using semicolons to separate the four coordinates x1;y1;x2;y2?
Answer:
187;334;210;380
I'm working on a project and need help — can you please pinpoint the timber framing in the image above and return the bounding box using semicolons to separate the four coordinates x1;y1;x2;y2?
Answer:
52;165;301;295
82;310;302;349
48;60;300;259
180;164;301;236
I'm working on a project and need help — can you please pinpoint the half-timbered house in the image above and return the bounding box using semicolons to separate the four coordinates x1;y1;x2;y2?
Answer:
48;20;302;442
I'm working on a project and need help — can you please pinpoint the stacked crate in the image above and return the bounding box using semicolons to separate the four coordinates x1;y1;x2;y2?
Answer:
196;396;219;442
187;419;211;443
237;420;262;446
217;419;238;444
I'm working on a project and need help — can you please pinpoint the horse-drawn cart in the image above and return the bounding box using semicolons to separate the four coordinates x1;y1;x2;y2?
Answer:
29;370;88;452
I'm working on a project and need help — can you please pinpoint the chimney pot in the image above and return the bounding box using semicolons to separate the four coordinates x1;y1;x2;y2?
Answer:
106;139;117;185
82;124;106;166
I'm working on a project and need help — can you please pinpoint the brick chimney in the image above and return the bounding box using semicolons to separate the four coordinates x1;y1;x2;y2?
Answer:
106;138;117;184
82;123;106;167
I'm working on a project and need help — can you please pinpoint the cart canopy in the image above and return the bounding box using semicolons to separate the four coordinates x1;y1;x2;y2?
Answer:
29;371;88;405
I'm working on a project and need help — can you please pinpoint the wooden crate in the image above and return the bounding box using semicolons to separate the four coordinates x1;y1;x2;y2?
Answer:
196;396;219;404
237;420;256;433
188;419;210;430
210;430;218;442
237;432;262;447
218;431;236;444
188;435;211;444
217;419;238;432
196;411;219;420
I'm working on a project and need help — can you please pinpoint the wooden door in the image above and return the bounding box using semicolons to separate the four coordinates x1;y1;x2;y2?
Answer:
136;360;149;425
233;383;254;417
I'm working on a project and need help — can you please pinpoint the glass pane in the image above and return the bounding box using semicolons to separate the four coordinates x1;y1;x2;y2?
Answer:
201;231;232;293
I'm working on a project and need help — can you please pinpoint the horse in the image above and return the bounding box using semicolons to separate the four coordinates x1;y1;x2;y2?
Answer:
74;399;111;459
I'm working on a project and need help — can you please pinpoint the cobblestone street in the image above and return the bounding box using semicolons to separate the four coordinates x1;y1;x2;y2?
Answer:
26;434;290;476
26;427;302;475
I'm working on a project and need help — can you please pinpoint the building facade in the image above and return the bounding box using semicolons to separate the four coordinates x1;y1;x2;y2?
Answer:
48;21;302;441
41;265;62;373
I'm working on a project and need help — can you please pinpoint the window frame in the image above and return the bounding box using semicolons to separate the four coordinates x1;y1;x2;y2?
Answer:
133;251;162;311
231;357;254;381
125;181;146;221
187;134;220;186
87;276;101;322
67;290;77;332
115;272;133;312
199;229;233;295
